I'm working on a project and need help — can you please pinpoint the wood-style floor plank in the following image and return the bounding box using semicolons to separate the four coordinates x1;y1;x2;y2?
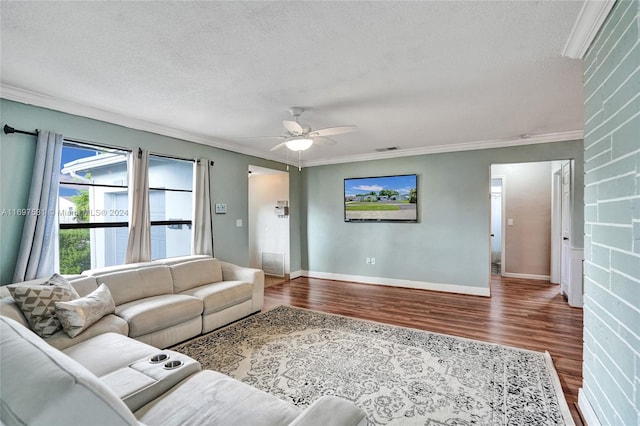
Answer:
263;274;584;425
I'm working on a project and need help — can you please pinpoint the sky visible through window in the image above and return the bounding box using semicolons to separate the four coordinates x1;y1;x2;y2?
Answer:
344;175;416;197
59;146;101;196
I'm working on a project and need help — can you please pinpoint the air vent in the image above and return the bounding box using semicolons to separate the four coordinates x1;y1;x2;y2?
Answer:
262;252;284;277
375;146;400;152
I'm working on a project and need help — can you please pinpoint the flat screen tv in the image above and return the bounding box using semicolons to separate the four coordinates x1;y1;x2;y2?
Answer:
344;174;418;222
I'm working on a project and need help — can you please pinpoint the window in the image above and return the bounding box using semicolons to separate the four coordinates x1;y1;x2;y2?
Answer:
57;145;194;274
148;155;193;260
58;143;129;274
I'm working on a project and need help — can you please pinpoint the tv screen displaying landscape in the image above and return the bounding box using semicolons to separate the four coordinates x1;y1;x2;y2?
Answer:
344;174;418;222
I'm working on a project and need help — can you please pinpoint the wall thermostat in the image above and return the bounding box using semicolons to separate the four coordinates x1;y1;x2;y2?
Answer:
275;200;289;217
215;203;227;214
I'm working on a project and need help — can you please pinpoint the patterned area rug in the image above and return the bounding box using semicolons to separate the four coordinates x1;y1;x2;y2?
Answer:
172;306;574;425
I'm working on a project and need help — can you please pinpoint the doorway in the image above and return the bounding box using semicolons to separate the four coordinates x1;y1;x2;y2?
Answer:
490;177;504;275
490;162;557;281
248;165;290;287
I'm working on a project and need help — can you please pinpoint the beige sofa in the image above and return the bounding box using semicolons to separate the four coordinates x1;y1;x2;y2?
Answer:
0;316;368;425
0;256;368;425
0;255;264;349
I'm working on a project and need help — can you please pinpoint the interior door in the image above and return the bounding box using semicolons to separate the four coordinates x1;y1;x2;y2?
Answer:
560;161;572;296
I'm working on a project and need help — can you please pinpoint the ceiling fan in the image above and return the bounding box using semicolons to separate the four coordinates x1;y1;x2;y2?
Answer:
251;107;356;152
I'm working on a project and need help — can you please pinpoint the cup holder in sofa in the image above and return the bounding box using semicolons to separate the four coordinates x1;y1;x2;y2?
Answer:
149;353;170;364
163;360;183;370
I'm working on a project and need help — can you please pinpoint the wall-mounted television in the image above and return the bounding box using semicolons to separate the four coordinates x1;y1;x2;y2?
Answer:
344;174;418;222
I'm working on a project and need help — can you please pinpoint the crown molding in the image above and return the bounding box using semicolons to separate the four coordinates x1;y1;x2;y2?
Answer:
0;84;286;164
562;0;616;59
301;130;584;167
2;84;583;170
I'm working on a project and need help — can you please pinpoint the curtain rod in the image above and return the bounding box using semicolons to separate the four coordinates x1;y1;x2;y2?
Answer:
5;124;212;166
151;151;214;166
3;124;38;136
4;123;131;153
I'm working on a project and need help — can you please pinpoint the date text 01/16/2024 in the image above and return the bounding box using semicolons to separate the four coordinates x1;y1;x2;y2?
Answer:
1;209;129;217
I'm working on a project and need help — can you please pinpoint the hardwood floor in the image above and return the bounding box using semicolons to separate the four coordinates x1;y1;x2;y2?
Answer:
263;274;584;424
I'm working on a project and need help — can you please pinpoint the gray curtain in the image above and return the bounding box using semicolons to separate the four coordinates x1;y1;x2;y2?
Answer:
125;148;151;263
13;131;63;281
191;159;213;256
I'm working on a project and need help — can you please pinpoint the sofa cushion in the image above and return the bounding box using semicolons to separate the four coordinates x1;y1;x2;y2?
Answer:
63;332;168;377
68;275;100;297
82;261;152;276
152;255;211;266
168;258;224;293
55;283;116;338
0;295;30;328
45;314;129;351
135;370;301;426
116;294;203;338
181;280;253;315
7;274;81;338
92;266;174;306
0;316;139;426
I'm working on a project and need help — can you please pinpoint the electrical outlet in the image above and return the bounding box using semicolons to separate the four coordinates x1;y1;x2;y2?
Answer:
366;257;371;264
371;258;376;265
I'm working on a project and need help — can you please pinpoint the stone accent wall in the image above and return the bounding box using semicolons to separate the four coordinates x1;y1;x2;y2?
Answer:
582;0;640;424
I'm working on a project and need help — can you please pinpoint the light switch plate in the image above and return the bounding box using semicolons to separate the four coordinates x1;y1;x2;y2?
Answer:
215;203;227;214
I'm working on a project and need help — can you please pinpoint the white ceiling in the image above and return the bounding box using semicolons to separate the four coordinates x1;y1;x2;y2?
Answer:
1;1;588;166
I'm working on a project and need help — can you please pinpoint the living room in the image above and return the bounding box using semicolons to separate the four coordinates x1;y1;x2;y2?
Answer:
1;1;638;426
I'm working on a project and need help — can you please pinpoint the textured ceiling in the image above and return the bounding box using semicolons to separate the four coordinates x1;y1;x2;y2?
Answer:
1;1;584;166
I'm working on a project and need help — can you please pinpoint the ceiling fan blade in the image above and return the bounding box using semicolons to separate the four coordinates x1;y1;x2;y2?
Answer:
270;141;287;151
309;125;357;137
313;137;337;146
283;120;303;135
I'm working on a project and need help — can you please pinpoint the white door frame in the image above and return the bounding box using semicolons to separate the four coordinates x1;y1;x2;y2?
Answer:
550;169;562;284
489;174;506;278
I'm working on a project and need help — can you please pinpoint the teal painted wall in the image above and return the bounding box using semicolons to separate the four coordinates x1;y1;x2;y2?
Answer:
0;98;584;293
582;0;640;424
302;140;584;288
0;99;299;284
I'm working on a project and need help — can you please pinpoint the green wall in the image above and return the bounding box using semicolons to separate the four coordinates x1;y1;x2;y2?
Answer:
0;99;299;285
0;97;585;294
582;0;640;424
302;140;584;289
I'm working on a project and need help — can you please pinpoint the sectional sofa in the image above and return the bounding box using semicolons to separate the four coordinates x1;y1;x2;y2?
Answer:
0;255;264;350
0;255;368;425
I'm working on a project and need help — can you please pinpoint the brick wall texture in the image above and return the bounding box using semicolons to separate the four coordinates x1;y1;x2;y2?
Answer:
583;1;640;424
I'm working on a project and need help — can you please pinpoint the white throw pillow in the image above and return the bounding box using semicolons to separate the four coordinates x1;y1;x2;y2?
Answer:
55;283;116;338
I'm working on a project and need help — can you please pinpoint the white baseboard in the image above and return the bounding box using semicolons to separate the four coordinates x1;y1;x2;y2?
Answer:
289;270;302;279
501;272;551;281
299;270;491;297
578;388;601;426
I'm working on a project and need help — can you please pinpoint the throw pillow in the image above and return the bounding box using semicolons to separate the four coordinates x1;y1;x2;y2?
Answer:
55;283;116;338
8;274;80;338
45;273;81;299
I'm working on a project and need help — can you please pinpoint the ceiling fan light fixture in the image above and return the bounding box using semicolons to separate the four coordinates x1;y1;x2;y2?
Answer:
285;138;313;151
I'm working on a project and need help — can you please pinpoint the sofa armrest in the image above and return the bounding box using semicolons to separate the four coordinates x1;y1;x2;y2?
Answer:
288;396;368;426
219;261;264;312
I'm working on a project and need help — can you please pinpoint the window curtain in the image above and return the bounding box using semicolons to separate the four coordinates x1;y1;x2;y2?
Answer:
13;132;63;281
125;148;151;263
191;159;213;256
